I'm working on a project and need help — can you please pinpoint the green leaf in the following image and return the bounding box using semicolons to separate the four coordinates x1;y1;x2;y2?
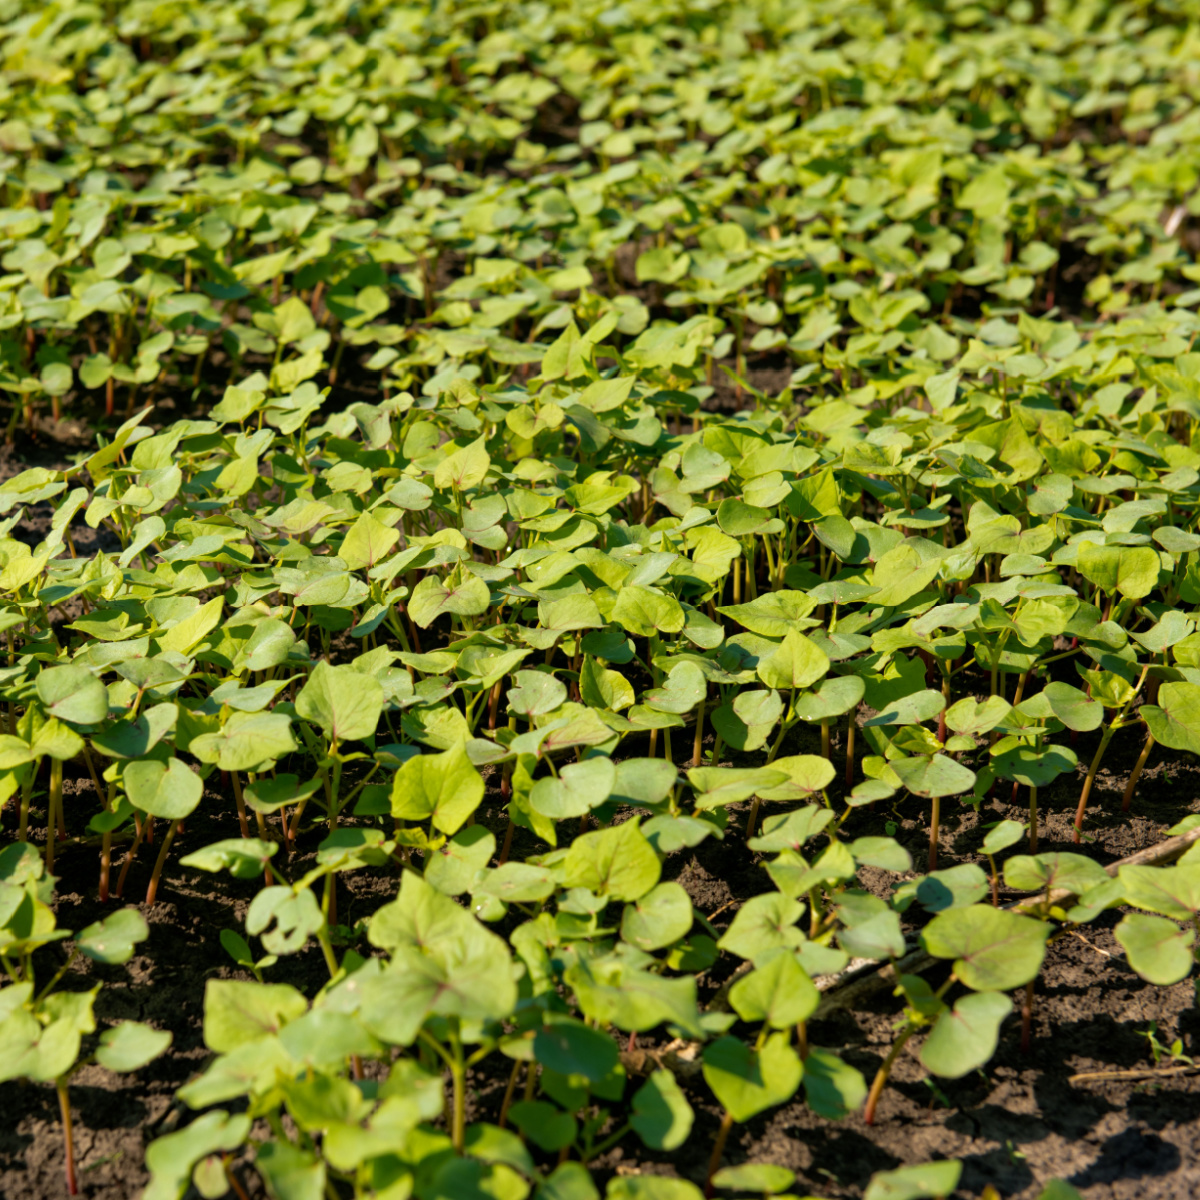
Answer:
921;906;1050;990
945;695;1011;736
1114;913;1194;985
980;820;1026;855
690;765;788;811
1003;853;1109;896
565;954;703;1038
77;907;149;964
1119;864;1200;919
531;756;615;819
256;1140;326;1200
508;670;569;718
202;979;308;1052
793;674;864;721
296;660;383;744
434;435;491;491
990;743;1077;788
1077;542;1160;599
390;742;484;835
190;711;297;771
1042;682;1104;732
728;947;819;1028
864;689;945;728
836;893;906;960
756;754;836;801
180;838;277;878
124;758;203;819
366;871;517;1027
631;1070;693;1151
717;893;804;961
801;1048;867;1120
891;754;976;798
621;881;693;951
611;586;685;638
756;629;830;690
509;1100;577;1152
409;567;492;628
533;1016;619;1082
870;544;941;607
562;817;660;901
864;1161;963;1200
96;1021;172;1072
247;886;324;956
339;511;399;571
719;592;815;637
711;1163;795;1194
702;1032;803;1122
36;664;107;726
920;991;1012;1078
1142;682;1200;755
606;1178;703;1200
539;1163;601;1200
425;825;495;896
710;689;782;752
748;805;835;851
144;1112;252;1200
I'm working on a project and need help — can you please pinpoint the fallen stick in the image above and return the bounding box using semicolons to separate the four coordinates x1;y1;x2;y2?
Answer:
1070;1065;1199;1084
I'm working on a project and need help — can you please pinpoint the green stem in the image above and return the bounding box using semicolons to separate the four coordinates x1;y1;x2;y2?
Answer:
864;1025;916;1126
1122;731;1155;812
703;1110;734;1198
144;820;179;907
928;793;940;871
46;758;62;873
1073;726;1114;843
57;1079;78;1195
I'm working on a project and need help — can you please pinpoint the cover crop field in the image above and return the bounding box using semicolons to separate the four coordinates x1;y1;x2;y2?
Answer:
4;0;1200;1197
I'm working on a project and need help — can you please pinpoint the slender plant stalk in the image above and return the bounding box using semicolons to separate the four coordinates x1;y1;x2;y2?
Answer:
497;1058;521;1129
927;794;940;871
46;758;63;873
1076;668;1148;840
99;778;117;902
114;819;145;899
845;714;855;787
1029;785;1038;854
449;1044;467;1152
864;1025;916;1125
57;1079;78;1195
497;818;515;866
145;820;180;907
704;1110;734;1198
1020;978;1036;1053
1073;726;1115;842
745;794;762;841
821;719;830;761
18;768;32;842
224;1163;251;1200
693;694;706;766
1122;732;1155;812
231;771;251;839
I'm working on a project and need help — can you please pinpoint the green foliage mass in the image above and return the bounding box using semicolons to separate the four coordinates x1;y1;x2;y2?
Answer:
1;0;1200;1195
